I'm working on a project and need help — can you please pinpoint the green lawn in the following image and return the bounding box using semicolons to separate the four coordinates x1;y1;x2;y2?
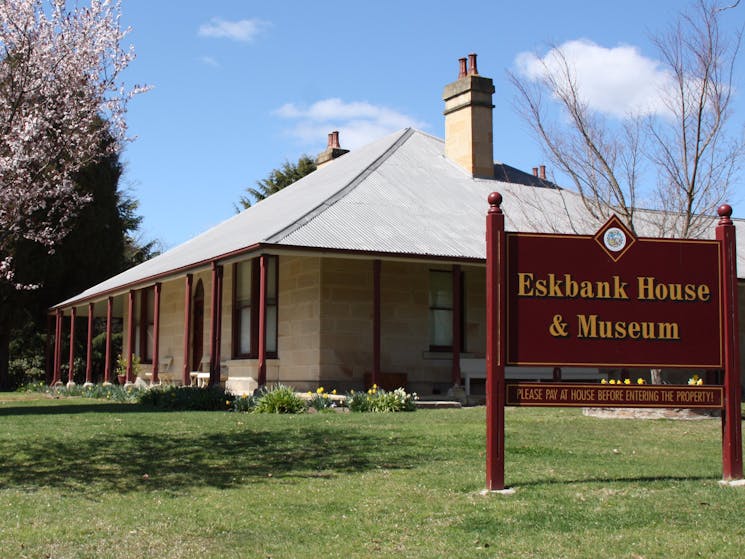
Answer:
1;393;743;558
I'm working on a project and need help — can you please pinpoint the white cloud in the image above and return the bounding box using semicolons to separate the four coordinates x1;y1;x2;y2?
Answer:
515;40;673;118
275;98;426;149
197;55;220;68
197;17;269;42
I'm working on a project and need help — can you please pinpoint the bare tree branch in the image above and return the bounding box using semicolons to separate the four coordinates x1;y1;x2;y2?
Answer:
511;0;742;239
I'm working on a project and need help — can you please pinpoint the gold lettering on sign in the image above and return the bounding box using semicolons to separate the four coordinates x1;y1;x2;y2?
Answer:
576;315;680;341
517;273;630;300
637;277;711;302
517;273;713;304
517;387;544;401
507;383;722;409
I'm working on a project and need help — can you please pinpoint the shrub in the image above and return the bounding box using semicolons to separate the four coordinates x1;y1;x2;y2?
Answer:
346;390;372;412
8;355;46;389
17;380;48;393
49;383;144;403
253;384;306;414
230;393;257;412
347;385;418;413
137;385;233;411
307;386;340;412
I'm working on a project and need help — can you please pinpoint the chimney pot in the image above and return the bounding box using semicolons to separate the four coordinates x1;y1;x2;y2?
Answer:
317;130;349;168
532;167;538;177
539;165;546;180
458;57;467;79
468;53;478;75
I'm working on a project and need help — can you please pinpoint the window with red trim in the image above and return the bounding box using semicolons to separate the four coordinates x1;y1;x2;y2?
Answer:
233;256;278;358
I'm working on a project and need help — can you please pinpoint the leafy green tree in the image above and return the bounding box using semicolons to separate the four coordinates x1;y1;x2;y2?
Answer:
0;145;156;389
237;155;316;210
118;191;160;268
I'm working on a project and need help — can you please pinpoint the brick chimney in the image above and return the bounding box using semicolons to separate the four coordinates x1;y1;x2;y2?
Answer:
316;130;349;168
442;53;495;179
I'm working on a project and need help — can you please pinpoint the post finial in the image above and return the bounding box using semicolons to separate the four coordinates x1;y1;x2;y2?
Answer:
488;191;502;209
718;204;733;225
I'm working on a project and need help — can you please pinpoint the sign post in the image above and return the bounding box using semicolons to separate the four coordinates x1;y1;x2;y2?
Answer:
485;193;743;489
485;192;506;491
716;205;743;480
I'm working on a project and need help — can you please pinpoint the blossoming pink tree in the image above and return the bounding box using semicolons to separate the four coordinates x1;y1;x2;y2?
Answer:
0;0;145;287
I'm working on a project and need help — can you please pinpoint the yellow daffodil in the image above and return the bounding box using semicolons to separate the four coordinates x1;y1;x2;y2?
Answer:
696;378;704;385
637;378;646;384
624;378;631;385
331;389;337;395
609;379;616;385
316;387;324;394
601;379;608;384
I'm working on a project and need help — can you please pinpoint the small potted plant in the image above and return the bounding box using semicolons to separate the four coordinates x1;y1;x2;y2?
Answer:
115;354;141;385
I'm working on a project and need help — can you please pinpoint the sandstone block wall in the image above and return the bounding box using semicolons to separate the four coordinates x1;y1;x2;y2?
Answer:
271;255;321;390
319;258;373;388
317;258;486;395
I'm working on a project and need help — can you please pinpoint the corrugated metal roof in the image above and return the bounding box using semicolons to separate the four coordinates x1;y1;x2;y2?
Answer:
55;129;412;306
56;127;745;308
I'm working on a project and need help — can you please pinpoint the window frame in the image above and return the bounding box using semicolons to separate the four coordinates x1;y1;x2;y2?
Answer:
232;256;278;359
428;268;464;352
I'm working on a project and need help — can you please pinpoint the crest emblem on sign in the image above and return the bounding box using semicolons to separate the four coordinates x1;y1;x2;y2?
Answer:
603;227;626;252
594;215;636;262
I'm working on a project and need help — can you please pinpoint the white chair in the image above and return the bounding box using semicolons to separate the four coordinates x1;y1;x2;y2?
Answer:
190;356;211;387
190;356;228;387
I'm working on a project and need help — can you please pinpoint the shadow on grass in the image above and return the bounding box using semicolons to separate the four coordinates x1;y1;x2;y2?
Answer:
0;403;158;415
512;474;717;487
0;422;423;495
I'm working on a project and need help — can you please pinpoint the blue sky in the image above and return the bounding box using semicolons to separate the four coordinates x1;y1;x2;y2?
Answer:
118;0;744;250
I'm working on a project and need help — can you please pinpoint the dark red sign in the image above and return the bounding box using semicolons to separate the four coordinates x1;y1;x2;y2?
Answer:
506;382;723;409
506;217;722;368
485;200;742;491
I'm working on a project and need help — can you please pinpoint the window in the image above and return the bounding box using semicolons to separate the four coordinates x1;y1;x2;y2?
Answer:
428;269;464;351
429;270;453;350
233;256;278;358
265;258;278;354
234;260;253;356
138;287;154;363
